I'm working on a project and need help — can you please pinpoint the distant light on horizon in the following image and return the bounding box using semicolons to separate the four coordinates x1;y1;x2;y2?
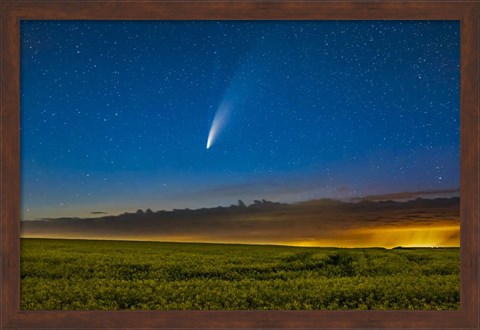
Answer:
20;224;460;249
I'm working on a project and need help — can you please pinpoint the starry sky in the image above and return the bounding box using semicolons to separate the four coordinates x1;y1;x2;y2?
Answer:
20;21;459;220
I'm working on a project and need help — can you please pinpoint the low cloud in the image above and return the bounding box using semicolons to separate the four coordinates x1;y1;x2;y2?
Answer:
352;188;460;202
21;196;460;248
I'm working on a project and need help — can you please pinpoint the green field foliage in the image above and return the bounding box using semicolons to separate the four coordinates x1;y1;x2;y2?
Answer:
20;238;460;310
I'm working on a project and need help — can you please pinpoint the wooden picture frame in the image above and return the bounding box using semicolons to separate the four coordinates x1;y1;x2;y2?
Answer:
1;1;478;329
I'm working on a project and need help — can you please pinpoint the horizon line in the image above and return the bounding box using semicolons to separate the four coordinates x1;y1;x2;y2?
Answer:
19;236;460;250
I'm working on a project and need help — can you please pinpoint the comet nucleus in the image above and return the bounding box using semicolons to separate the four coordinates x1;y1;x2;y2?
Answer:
206;102;230;149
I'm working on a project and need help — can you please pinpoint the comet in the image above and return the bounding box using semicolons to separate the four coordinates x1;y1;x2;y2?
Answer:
206;102;230;149
206;47;259;149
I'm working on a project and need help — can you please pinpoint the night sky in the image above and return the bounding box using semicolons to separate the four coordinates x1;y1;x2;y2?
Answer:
20;21;459;220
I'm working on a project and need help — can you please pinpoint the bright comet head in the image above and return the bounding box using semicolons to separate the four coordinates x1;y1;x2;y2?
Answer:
206;102;230;150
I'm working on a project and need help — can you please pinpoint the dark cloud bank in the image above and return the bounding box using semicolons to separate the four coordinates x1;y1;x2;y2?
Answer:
21;196;460;248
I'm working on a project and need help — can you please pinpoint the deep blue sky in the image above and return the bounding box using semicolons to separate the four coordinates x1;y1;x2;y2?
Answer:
20;21;459;219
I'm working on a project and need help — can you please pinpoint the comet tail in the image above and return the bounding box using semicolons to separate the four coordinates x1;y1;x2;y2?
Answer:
206;103;230;149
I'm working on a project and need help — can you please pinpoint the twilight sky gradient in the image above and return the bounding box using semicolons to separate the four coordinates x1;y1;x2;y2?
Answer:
20;21;459;220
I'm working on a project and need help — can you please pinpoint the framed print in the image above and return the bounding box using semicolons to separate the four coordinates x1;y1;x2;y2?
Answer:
1;1;479;329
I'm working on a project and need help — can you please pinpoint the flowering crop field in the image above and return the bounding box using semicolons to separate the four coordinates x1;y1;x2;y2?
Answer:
20;238;459;310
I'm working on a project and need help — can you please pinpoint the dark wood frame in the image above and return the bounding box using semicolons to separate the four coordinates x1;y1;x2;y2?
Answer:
1;1;478;329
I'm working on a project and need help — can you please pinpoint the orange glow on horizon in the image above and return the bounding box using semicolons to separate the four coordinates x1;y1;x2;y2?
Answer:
282;225;459;248
21;224;460;248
